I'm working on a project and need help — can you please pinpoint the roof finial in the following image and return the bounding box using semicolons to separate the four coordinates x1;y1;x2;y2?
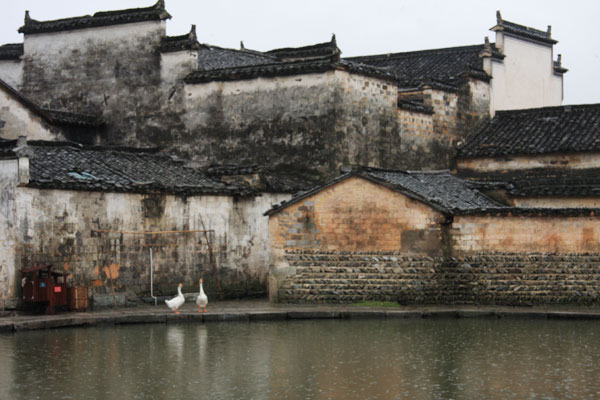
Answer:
479;36;492;58
240;41;245;50
547;25;552;35
189;24;197;41
331;33;337;45
496;10;503;24
483;36;492;51
24;10;31;24
557;54;562;64
152;0;171;20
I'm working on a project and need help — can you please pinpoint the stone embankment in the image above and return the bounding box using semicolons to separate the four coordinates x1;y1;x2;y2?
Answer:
279;251;600;305
3;300;600;333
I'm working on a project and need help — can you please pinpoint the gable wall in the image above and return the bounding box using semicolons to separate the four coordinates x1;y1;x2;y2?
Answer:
269;176;445;255
19;21;168;146
490;33;563;114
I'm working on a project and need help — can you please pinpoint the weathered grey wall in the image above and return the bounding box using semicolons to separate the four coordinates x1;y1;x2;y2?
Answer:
184;71;407;176
399;82;490;169
0;160;18;308
1;173;289;306
0;87;64;141
279;251;600;305
19;21;177;147
0;60;22;89
13;22;491;175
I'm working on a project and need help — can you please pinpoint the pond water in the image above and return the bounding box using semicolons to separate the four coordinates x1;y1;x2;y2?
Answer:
1;318;600;399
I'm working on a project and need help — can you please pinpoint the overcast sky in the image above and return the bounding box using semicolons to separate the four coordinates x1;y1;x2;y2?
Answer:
2;1;599;105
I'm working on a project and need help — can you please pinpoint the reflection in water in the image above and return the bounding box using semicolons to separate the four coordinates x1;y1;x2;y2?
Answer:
166;325;185;367
1;318;600;399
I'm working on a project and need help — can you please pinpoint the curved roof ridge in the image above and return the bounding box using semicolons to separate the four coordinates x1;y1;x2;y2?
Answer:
347;43;490;61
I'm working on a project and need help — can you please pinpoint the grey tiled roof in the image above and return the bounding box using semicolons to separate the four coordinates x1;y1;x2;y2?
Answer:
186;58;396;84
206;164;325;193
346;43;502;88
40;108;104;128
18;1;171;35
397;94;433;114
266;167;505;216
160;26;200;53
460;168;600;199
457;104;600;158
363;168;505;212
186;34;395;84
0;43;23;60
0;140;253;196
266;37;340;61
196;46;278;72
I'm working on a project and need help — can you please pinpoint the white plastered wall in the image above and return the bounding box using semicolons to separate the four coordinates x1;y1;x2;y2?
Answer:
488;32;563;115
0;170;290;305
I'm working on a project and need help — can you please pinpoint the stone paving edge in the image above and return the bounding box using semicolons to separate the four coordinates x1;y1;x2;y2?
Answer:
2;307;600;332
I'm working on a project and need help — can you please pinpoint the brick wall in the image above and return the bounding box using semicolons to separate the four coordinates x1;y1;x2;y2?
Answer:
279;251;600;305
453;214;600;254
269;176;445;254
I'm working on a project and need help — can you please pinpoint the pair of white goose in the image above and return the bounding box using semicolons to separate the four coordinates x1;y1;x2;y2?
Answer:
165;278;208;314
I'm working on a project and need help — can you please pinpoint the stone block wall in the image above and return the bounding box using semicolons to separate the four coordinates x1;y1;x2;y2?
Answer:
279;250;600;305
395;81;490;170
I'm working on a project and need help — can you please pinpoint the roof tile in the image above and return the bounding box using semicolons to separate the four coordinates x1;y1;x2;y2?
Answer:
18;1;171;35
346;43;501;88
2;140;253;196
458;104;600;158
0;43;23;60
266;167;505;216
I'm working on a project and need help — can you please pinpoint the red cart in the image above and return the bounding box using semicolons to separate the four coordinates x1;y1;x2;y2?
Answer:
21;264;68;314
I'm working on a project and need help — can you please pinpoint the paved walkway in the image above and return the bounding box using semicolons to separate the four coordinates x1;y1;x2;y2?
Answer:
2;300;600;332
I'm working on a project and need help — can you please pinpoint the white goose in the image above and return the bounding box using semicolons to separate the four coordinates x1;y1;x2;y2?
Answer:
196;278;208;313
165;283;185;314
